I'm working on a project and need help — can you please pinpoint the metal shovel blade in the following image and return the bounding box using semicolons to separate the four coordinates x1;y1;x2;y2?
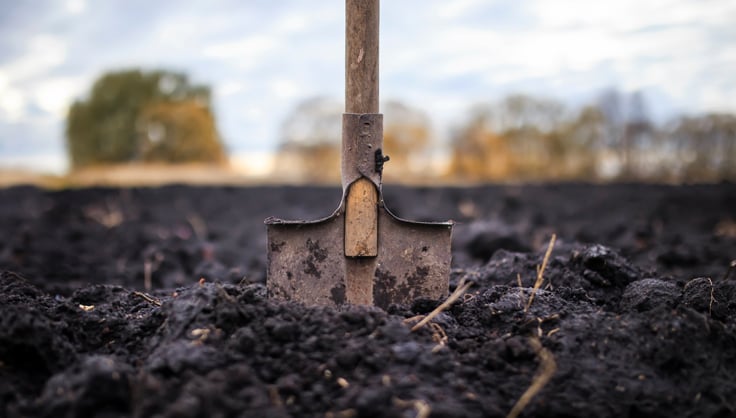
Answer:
265;0;452;308
266;203;452;309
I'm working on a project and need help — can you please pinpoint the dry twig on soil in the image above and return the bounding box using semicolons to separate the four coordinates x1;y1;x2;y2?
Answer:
684;277;717;316
187;213;208;241
524;234;556;313
410;278;473;332
506;336;557;418
707;277;716;315
429;322;449;352
325;409;357;418
723;260;736;281
516;273;524;308
393;398;431;418
268;385;283;407
132;291;162;307
84;200;123;228
143;252;163;292
143;260;152;291
216;283;237;303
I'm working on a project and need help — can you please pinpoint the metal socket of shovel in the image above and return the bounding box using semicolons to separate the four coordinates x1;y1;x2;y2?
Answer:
266;0;452;309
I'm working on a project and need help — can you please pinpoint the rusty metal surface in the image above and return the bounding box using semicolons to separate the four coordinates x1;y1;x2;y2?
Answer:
266;108;453;308
342;113;383;191
267;0;452;307
267;210;346;306
266;201;452;309
373;205;452;307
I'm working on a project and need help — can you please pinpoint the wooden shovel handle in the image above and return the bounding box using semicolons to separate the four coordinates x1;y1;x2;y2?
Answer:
344;0;379;263
346;0;379;114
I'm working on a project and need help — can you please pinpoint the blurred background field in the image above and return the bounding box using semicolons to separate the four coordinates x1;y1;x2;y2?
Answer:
1;1;734;187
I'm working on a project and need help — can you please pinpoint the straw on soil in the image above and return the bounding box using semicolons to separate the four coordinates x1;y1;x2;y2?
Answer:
506;336;557;418
393;398;431;418
131;291;162;307
723;260;736;281
707;277;716;315
410;278;473;332
524;234;556;313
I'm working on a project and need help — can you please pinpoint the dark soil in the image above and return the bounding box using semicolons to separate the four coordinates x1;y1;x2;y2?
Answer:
1;183;735;417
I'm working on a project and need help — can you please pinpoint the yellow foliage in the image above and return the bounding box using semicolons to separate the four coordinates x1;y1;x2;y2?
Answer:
274;142;341;184
138;100;226;164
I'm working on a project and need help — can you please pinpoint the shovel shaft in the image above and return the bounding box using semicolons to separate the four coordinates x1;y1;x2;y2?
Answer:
344;0;380;302
346;0;379;113
266;0;452;309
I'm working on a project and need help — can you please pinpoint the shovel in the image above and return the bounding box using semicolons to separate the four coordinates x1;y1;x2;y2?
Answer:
265;0;452;308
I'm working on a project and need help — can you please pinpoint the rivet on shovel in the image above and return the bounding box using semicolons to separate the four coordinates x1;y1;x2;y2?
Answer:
265;0;452;309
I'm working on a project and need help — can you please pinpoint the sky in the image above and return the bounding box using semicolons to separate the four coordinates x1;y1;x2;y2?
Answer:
0;0;734;174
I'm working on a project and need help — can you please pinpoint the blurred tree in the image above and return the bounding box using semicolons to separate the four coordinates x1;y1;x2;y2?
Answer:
496;94;566;133
275;97;342;183
449;95;570;181
597;88;625;149
382;100;433;182
552;105;606;179
670;113;736;181
448;109;512;181
496;95;567;178
620;91;655;179
595;88;664;180
713;114;736;180
137;100;226;163
275;97;436;183
66;69;225;168
277;91;736;184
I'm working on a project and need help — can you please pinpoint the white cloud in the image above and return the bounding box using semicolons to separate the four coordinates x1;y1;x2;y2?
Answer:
1;34;67;83
529;0;706;31
242;106;265;121
698;86;736;113
0;72;26;122
203;36;280;70
151;11;237;52
204;36;277;58
30;77;86;118
269;79;303;100
403;0;736;120
217;81;246;97
1;0;735;170
0;87;27;123
435;0;489;20
65;0;86;15
273;14;309;34
0;33;73;124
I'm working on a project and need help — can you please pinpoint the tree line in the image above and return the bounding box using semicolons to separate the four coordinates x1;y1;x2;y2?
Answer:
66;69;734;183
278;91;736;183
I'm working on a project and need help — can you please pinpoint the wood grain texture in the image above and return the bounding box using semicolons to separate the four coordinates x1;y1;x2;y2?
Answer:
345;257;375;305
344;0;380;259
345;177;378;257
345;0;379;114
344;0;380;304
